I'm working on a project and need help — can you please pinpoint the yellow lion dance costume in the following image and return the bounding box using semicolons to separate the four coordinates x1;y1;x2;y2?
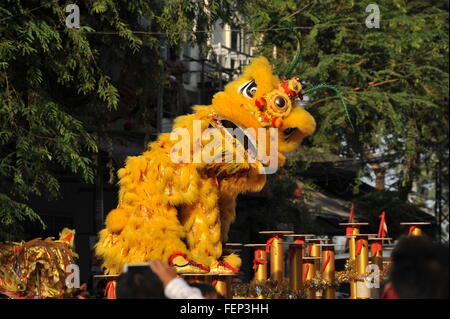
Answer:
95;56;316;274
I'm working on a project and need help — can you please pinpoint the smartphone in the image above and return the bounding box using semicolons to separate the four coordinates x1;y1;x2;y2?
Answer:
123;263;152;273
117;263;165;299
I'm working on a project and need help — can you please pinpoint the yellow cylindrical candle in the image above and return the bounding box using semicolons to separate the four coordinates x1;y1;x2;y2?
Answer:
306;238;330;276
213;276;232;298
245;244;268;283
285;234;314;292
317;244;340;299
355;236;368;275
400;222;431;236
368;237;391;299
353;234;370;299
284;234;314;257
271;237;283;282
259;231;293;283
255;249;268;283
286;242;304;293
303;257;320;299
340;222;368;299
369;238;386;271
284;235;314;294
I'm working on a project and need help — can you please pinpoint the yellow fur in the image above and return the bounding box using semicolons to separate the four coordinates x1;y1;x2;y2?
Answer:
224;253;242;269
95;57;315;274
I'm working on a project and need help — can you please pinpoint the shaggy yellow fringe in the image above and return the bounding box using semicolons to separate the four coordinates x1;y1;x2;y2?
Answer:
95;57;315;275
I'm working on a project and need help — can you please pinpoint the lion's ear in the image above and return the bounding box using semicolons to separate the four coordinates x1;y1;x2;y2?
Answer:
211;91;226;105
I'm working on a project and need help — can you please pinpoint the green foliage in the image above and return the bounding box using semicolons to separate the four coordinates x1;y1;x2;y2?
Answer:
0;0;447;240
262;155;322;232
246;0;448;216
0;192;45;241
0;1;123;240
0;1;267;240
354;190;434;238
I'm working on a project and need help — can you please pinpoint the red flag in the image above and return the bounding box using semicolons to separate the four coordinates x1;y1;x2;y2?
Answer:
345;204;355;248
349;204;355;223
377;211;388;238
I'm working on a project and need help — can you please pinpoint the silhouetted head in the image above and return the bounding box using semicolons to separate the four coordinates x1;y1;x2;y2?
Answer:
189;282;224;299
389;236;449;299
116;266;166;299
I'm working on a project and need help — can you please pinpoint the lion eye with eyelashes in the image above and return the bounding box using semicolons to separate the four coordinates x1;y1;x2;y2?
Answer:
238;79;257;98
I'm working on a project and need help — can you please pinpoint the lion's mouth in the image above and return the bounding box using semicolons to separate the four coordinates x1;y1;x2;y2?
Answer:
283;127;298;141
218;118;258;159
215;117;282;170
205;114;285;173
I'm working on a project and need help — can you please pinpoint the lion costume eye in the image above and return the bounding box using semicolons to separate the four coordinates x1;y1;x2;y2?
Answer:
238;80;257;98
266;90;292;117
274;96;287;109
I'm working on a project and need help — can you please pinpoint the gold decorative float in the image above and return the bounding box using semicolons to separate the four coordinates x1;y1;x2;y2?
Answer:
0;228;77;299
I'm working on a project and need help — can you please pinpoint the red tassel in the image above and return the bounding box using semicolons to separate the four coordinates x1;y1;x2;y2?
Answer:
253;250;267;270
356;239;365;256
104;280;116;299
265;236;281;253
302;264;310;281
371;242;382;257
321;251;331;272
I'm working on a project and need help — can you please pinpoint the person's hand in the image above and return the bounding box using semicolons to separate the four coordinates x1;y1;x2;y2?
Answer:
149;260;178;287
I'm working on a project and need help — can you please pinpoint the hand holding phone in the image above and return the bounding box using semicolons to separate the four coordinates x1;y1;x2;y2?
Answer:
148;260;178;287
